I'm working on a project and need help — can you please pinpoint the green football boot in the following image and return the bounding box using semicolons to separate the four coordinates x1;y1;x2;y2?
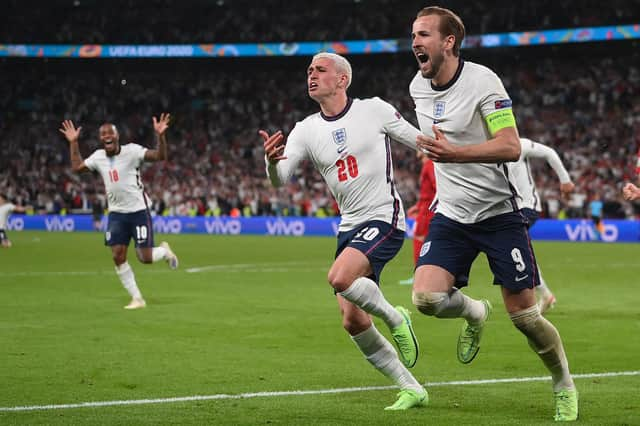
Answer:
391;306;419;368
384;388;428;410
554;389;578;421
457;299;492;364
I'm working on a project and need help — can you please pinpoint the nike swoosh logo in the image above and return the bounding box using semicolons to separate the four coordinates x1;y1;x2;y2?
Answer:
351;240;367;244
515;275;529;282
337;145;347;154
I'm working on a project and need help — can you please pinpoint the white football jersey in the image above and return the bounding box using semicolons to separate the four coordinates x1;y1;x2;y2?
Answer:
0;203;16;229
410;60;521;223
510;138;571;212
266;97;421;232
84;143;149;213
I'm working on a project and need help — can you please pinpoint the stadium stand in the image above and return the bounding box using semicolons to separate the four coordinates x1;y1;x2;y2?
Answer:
2;0;639;43
1;2;639;218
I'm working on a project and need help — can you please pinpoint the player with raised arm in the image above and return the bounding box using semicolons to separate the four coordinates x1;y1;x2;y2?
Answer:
59;114;178;310
409;7;578;421
260;52;427;410
0;193;30;248
510;138;575;314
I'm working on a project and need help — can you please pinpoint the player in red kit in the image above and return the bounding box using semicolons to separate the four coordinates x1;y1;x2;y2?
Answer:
400;153;436;285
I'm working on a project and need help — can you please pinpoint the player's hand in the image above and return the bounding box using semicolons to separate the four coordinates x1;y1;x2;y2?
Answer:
406;204;419;218
153;113;171;135
59;120;82;143
559;182;575;200
259;129;287;164
622;182;640;201
417;125;459;162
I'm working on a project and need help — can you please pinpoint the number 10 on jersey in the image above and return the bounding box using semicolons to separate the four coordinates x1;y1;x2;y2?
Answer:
336;155;359;182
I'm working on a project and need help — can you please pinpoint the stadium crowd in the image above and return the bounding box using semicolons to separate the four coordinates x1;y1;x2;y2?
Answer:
3;0;639;44
2;45;639;220
1;0;639;220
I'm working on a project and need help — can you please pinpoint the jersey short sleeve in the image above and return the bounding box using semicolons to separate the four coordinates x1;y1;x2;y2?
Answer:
84;151;99;172
128;143;148;165
478;72;517;136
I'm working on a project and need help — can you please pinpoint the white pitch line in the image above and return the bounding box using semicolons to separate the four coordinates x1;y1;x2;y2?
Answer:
185;261;322;273
1;370;637;412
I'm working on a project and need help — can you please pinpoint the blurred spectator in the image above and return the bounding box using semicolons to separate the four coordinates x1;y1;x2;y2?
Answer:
2;0;638;44
1;30;639;218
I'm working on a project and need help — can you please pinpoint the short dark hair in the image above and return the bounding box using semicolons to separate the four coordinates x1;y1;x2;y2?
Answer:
417;6;465;56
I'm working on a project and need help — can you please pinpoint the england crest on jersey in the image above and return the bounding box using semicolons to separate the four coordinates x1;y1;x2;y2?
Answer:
419;241;431;257
433;101;446;119
332;128;347;145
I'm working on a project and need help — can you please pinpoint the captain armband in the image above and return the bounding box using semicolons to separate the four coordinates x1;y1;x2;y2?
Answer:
485;108;516;136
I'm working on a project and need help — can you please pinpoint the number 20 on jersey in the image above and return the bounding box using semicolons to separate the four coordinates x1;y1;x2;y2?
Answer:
336;155;359;182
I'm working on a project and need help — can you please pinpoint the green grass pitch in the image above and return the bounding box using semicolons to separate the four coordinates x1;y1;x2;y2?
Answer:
0;231;638;425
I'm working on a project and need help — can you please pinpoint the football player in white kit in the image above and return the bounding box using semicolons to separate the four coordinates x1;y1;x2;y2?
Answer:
0;193;30;248
510;138;575;314
260;53;427;410
408;7;578;421
59;115;178;310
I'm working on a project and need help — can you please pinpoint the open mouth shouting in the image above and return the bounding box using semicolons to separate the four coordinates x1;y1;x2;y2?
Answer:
415;52;429;64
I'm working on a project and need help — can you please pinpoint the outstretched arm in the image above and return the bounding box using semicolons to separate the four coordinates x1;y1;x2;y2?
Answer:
144;113;170;162
526;141;572;183
59;120;89;173
524;139;575;198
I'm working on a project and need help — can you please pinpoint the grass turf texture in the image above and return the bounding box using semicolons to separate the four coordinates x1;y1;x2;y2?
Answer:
1;231;638;425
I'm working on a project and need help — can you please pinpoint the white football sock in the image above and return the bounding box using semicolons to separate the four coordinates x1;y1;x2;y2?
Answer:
510;305;574;392
536;266;551;295
351;324;422;392
413;288;486;325
339;277;402;329
115;262;143;300
151;246;168;263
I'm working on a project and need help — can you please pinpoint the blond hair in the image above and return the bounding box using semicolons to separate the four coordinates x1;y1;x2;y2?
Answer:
312;52;352;89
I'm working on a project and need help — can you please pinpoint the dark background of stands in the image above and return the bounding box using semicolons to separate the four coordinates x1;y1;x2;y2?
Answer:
3;0;639;43
1;1;639;219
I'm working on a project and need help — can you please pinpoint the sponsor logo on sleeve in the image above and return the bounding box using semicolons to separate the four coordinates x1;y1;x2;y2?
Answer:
494;99;512;109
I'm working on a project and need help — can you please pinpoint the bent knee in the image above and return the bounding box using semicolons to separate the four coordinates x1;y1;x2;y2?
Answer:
135;249;153;264
327;270;352;292
509;305;540;334
412;291;448;316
